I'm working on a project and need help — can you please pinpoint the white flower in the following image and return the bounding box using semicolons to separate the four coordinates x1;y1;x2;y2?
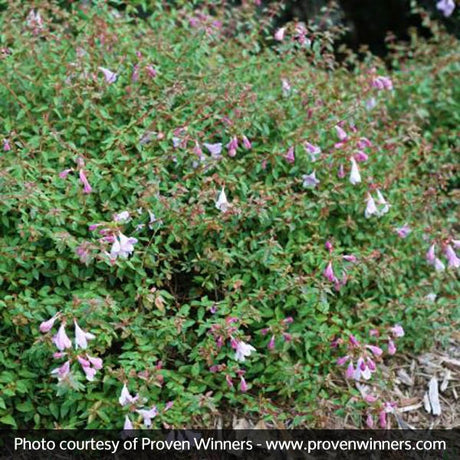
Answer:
119;384;138;406
110;233;138;259
215;188;229;213
349;157;361;185
203;143;222;158
364;194;378;218
99;67;117;84
434;258;446;272
281;79;291;97
113;211;131;222
74;321;95;350
235;341;256;362
137;406;158;427
375;189;390;215
302;171;320;188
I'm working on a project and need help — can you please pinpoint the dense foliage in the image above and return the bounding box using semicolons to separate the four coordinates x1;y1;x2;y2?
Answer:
0;0;458;429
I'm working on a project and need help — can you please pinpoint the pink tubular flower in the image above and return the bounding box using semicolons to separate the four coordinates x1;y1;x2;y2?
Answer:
357;137;372;149
53;324;72;351
395;224;411;238
390;324;404;338
434;258;446;272
3;139;11;151
240;377;248;393
335;125;348;142
349;335;360;347
59;168;73;179
378;410;387;429
227;137;238;157
366;345;383;357
284;146;295;163
79;170;92;194
342;255;357;263
137;406;158;427
337;355;349;365
51;360;71;382
203;142;222;158
145;65;157;78
242;135;252;150
372;76;393;91
39;314;59;333
325;241;333;252
426;243;436;265
87;355;103;370
119;384;139;406
99;66;117;84
444;244;460;268
388;338;396;355
267;335;275;350
234;340;256;362
281;79;291;96
226;374;234;388
274;27;286;41
366;414;374;428
304;141;321;162
345;362;354;379
323;261;337;283
215;188;229;213
74;321;95;350
354;151;368;162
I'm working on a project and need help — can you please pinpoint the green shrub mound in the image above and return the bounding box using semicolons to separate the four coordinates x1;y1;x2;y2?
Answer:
0;1;458;429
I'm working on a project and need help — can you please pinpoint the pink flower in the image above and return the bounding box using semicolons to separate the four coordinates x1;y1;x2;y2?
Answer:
366;345;383;357
335;125;348;141
304;142;321;162
437;0;455;17
110;233;138;259
284;146;295;163
426;243;436;265
39;314;59;333
345;362;354;379
337;164;345;178
119;384;139;406
59;168;73;179
434;258;446;272
342;255;357;263
388;338;396;355
53;324;72;351
240;377;248;392
267;335;275;350
79;170;92;194
349;335;360;347
390;324;404;337
51;360;71;382
3;139;11;151
87;355;103;370
372;76;393;90
444;244;460;268
325;241;333;252
378;410;387;428
227;137;238;157
366;414;374;428
354;151;368;162
113;211;131;222
234;340;256;362
395;224;411;238
274;27;286;41
74;321;95;350
137;406;158;427
145;65;157;78
99;67;117;84
193;141;204;160
357;137;372;149
281;79;291;96
242;135;252;150
323;261;337;283
226;374;234;388
337;355;350;365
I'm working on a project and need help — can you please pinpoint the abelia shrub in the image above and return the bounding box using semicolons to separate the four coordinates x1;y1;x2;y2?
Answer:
0;1;458;429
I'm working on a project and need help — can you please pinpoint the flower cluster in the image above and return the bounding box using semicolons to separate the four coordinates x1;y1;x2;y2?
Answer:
426;240;460;271
39;314;103;384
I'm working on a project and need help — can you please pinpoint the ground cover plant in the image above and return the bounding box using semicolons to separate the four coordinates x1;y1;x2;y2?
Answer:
0;0;458;429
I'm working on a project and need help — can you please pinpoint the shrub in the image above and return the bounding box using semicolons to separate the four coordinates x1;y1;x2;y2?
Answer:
0;0;458;429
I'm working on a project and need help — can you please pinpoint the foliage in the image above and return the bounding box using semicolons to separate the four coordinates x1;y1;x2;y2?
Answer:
0;0;458;429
